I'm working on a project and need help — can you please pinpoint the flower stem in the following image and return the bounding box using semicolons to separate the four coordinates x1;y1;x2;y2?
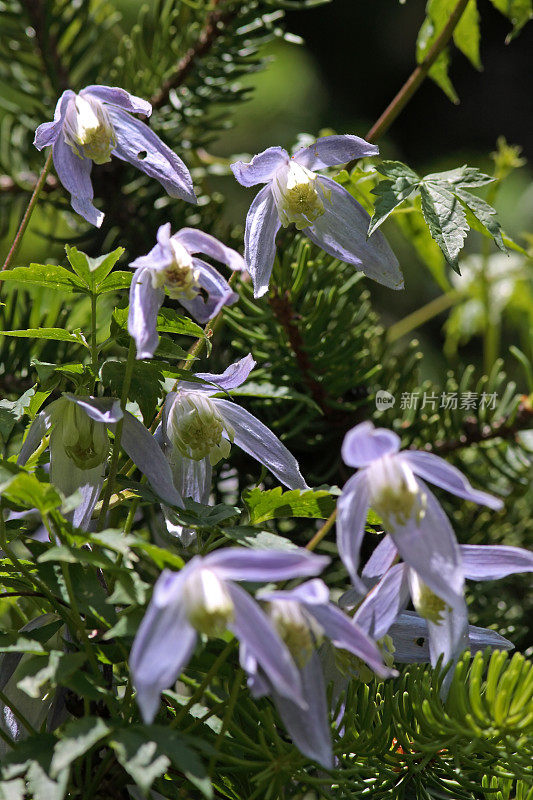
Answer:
306;508;337;552
90;293;99;392
171;641;235;728
387;289;461;343
208;667;243;776
1;149;54;272
349;0;470;154
97;339;136;530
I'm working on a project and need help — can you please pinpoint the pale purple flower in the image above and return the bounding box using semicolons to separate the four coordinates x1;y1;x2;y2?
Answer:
129;549;329;723
158;355;308;539
128;224;244;359
18;394;183;528
344;537;531;678
241;578;394;768
34;85;196;227
230;135;403;297
336;421;503;672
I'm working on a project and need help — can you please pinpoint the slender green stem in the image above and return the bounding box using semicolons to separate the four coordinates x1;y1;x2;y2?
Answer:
171;641;235;728
208;667;243;775
347;0;470;156
97;339;136;530
90;293;99;392
387;290;461;344
306;508;337;552
1;150;54;273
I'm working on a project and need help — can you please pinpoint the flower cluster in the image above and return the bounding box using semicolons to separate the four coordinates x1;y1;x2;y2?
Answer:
12;83;530;773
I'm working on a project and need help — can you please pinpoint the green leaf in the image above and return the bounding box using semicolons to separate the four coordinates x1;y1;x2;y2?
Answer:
488;0;532;39
1;328;88;346
243;486;336;525
109;729;170;794
370;161;420;235
453;0;481;69
455;189;506;251
222;527;297;551
0;264;85;293
156;307;208;341
101;358;164;422
111;726;212;798
0;779;25;800
1;473;62;515
50;717;110;777
424;165;494;187
227;381;321;410
96;271;132;294
16;651;86;698
419;184;469;271
0;387;34;441
65;245;125;291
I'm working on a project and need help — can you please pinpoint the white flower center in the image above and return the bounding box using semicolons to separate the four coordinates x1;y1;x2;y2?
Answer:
409;572;448;624
269;599;323;668
60;401;109;470
151;240;200;300
182;568;235;636
366;455;426;530
271;161;330;230
168;392;234;465
63;94;116;164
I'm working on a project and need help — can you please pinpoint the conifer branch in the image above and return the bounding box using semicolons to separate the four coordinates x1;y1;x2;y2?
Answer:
268;288;331;414
150;1;240;110
424;397;533;455
21;0;70;93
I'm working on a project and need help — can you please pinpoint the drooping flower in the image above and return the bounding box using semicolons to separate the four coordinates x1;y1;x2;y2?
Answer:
339;538;531;692
241;579;394;768
128;224;244;359
230;135;403;297
18;394;183;528
336;421;503;670
129;548;329;723
34;85;196;227
158;355;308;538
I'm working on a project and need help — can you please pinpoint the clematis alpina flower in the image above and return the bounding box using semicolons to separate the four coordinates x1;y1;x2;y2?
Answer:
34;85;196;227
336;421;503;674
341;538;531;691
158;355;308;538
128;224;244;359
129;548;329;722
241;579;394;768
18;394;183;528
230;135;403;297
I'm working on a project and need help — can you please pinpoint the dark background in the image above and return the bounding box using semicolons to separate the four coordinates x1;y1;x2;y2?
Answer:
285;0;533;164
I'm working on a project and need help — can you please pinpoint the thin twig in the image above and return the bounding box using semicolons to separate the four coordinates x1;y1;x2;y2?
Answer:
306;508;337;552
150;2;240;110
1;150;53;273
348;0;470;156
423;398;533;456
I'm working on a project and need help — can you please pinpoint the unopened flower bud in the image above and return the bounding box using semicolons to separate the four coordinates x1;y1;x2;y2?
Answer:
271;161;330;230
152;239;200;300
182;568;235;636
168;392;234;465
60;401;109;470
367;455;426;529
268;600;323;668
63;94;116;164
